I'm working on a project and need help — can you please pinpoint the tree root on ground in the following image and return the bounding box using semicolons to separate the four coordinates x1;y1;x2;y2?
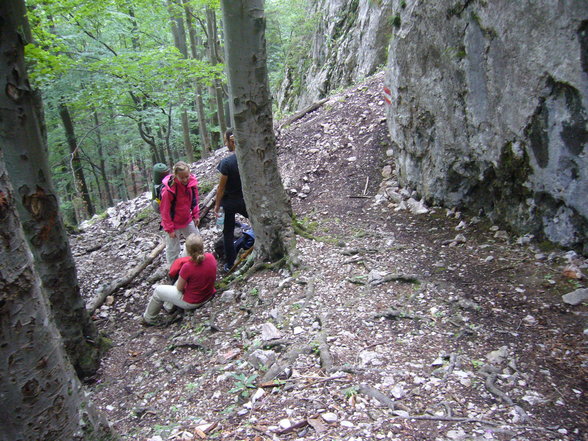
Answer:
480;364;529;423
260;344;313;383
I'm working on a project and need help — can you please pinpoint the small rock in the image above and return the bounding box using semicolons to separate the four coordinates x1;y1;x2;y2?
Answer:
220;290;237;303
523;315;537;325
321;412;338;423
105;296;115;306
562;264;584;280
486;346;508;365
453;234;467;244
279;418;292;429
494;230;509;240
455;221;467;231
341;421;354;428
261;323;283;341
406;198;429;214
562;288;588;305
382;165;393;178
391;383;406;399
248;349;277;370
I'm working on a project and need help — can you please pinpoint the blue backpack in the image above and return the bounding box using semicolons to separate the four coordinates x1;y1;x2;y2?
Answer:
234;225;255;253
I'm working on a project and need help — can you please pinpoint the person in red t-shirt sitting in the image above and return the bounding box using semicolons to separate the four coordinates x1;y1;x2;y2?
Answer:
142;234;217;326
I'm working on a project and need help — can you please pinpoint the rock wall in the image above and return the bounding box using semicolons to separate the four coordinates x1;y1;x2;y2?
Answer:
385;0;588;253
276;0;394;113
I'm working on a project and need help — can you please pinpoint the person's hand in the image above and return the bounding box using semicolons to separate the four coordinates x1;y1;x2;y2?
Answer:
168;231;176;239
214;207;219;217
194;218;200;227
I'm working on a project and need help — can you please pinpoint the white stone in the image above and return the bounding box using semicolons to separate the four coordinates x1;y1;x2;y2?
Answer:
321;412;338;423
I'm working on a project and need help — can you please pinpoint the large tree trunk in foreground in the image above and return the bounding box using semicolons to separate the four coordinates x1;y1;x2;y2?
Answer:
0;152;114;439
220;0;294;263
1;0;102;378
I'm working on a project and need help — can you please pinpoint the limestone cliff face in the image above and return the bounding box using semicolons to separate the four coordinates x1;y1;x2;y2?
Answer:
385;0;588;253
276;0;393;113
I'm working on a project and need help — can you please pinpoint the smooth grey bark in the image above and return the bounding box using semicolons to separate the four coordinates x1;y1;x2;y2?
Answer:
220;0;295;263
93;109;114;207
1;1;102;378
167;0;195;162
59;102;95;218
206;7;227;143
183;0;211;158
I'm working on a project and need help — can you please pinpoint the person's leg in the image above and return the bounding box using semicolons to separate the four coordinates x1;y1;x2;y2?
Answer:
223;208;237;267
165;234;181;265
144;284;198;323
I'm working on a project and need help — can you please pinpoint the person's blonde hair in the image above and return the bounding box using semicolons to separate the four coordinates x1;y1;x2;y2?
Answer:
173;161;190;176
185;234;205;264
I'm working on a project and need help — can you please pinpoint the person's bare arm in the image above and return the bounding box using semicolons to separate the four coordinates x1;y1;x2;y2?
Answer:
214;174;228;216
176;276;187;292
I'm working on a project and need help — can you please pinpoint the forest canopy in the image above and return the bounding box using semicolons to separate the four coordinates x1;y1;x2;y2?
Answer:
24;0;312;225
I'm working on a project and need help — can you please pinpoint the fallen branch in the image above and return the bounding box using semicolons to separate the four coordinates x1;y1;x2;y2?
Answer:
278;98;329;129
87;241;165;314
198;185;218;221
370;273;421;286
316;328;334;373
373;308;416;320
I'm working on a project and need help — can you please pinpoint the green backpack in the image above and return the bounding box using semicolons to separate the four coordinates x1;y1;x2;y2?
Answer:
151;163;170;212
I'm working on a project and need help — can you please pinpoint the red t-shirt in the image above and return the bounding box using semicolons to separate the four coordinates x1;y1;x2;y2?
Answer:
178;253;217;304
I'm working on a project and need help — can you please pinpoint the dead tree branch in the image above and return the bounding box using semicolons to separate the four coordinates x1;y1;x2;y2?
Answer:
87;241;165;314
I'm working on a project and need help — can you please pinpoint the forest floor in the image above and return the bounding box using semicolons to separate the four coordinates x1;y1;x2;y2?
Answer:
72;72;587;441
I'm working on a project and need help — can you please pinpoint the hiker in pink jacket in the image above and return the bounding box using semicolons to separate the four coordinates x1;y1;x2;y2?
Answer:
160;161;200;264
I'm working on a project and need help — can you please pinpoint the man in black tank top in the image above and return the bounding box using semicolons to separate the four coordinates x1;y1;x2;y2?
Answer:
214;129;249;271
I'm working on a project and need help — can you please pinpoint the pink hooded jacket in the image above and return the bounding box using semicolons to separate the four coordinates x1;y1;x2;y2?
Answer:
159;174;200;233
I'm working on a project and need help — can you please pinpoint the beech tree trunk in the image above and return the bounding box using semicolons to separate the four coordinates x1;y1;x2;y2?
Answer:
183;0;211;158
220;0;295;263
0;152;115;440
0;5;115;438
167;0;194;162
59;102;96;218
94;109;114;207
1;1;103;378
206;7;227;144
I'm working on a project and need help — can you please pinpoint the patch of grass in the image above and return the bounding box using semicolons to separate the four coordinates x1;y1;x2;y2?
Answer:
471;359;484;369
199;179;215;195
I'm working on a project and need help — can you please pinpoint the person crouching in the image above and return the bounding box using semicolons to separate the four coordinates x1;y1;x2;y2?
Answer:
142;234;217;326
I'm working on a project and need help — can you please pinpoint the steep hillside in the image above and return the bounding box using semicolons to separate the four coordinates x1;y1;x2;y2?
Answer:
73;73;587;441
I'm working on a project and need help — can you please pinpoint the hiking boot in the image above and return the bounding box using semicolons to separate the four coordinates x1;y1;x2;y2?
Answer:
163;304;179;315
141;316;166;327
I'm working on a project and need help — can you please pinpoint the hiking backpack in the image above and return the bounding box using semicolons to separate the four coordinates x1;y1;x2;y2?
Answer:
152;163;170;213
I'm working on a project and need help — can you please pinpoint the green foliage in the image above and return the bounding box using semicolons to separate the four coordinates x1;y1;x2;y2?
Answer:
228;373;258;398
392;14;401;28
265;0;318;94
24;0;227;224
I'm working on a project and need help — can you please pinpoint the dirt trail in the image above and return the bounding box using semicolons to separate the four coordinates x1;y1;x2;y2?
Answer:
73;72;587;441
